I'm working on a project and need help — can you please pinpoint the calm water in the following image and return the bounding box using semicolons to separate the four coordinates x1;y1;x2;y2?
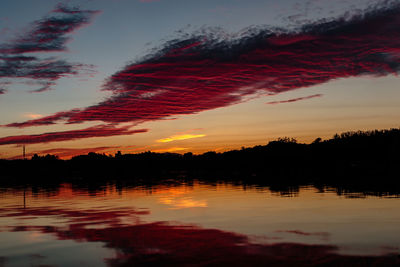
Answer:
0;181;399;266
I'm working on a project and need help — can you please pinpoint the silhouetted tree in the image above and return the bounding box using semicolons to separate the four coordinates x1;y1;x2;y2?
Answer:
312;137;322;144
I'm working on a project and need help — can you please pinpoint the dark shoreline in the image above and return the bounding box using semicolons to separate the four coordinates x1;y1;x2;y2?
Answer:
0;128;399;197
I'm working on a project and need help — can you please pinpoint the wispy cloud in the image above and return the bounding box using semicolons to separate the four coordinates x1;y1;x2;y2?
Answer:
5;110;81;128
28;81;56;93
0;4;99;93
0;125;147;145
0;4;100;54
0;81;11;94
266;94;322;105
276;230;330;241
5;2;400;129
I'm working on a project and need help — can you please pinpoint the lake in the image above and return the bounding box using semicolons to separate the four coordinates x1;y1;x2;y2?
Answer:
0;180;399;266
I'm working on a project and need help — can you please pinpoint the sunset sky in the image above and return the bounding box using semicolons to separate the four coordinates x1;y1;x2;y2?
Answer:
1;0;400;159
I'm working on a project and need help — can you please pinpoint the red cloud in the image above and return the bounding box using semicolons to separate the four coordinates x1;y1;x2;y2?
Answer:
0;125;148;145
5;2;400;127
266;94;322;105
5;110;81;128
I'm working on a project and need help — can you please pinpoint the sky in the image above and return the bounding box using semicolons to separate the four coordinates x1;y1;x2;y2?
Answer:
0;0;400;159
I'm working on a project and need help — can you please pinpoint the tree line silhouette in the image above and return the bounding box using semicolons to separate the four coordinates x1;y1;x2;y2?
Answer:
0;128;399;193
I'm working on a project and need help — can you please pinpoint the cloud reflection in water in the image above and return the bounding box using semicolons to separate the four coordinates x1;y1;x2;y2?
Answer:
0;205;399;266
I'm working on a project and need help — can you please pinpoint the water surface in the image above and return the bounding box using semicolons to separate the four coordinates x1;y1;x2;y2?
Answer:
0;181;399;266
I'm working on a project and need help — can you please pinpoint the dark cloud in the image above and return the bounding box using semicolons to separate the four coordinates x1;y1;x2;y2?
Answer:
0;81;11;94
266;94;322;105
5;2;400;127
0;4;98;93
0;56;92;81
0;4;99;54
28;81;56;93
0;125;148;145
276;230;330;239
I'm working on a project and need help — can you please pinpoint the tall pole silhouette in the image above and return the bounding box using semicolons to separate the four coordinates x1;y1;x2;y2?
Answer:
23;144;26;207
23;188;26;209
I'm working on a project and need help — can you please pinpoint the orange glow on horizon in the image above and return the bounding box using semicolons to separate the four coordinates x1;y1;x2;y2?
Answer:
157;134;206;143
152;147;188;153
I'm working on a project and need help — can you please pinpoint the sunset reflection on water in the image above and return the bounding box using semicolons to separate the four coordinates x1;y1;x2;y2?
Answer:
0;181;399;266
